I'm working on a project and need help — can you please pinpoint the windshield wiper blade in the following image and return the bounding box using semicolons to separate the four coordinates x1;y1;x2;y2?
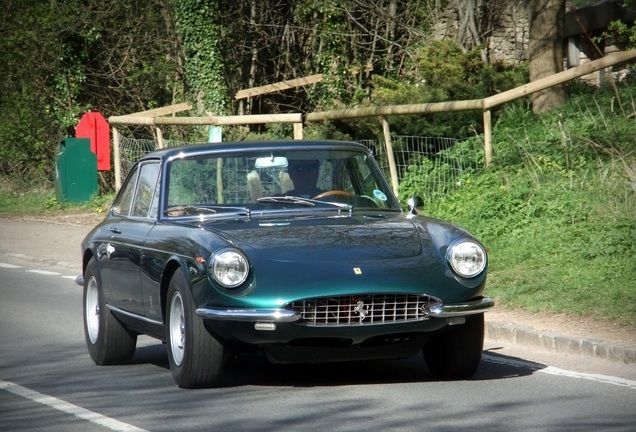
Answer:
164;205;250;216
257;196;315;206
257;196;351;210
164;205;217;215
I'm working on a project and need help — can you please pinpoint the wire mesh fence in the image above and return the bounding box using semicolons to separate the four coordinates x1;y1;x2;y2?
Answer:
118;135;485;198
360;136;485;199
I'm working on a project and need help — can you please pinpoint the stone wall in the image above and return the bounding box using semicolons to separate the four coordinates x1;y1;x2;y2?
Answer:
431;0;529;64
432;0;635;84
487;1;529;65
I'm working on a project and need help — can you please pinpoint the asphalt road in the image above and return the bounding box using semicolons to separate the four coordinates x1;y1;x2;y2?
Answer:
1;219;635;431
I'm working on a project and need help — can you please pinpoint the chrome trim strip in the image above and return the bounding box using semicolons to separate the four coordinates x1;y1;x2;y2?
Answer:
196;307;300;322
107;305;164;326
428;297;495;317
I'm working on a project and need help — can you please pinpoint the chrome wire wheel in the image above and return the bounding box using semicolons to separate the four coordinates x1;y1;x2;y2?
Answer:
85;275;100;344
169;291;186;367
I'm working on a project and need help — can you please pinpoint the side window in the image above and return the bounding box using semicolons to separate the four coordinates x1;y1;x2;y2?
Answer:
112;165;139;216
131;162;160;218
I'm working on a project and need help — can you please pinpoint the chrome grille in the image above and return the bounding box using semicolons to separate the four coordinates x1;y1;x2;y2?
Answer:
286;294;441;326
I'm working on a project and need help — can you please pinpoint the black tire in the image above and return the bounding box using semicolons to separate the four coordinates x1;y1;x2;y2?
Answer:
166;268;225;388
423;313;484;379
83;257;137;365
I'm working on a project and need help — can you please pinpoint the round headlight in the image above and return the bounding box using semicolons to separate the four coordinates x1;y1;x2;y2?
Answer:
447;240;487;278
208;249;249;288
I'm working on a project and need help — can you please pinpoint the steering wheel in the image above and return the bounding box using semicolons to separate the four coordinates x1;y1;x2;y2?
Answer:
312;190;355;200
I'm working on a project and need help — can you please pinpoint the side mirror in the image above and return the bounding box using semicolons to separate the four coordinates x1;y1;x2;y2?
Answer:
407;196;424;215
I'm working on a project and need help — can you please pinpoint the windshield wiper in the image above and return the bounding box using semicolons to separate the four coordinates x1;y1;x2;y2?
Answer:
164;205;250;216
257;196;315;206
164;205;217;215
257;196;350;210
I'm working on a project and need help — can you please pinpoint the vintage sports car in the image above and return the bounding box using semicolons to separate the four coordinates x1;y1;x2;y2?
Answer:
78;140;493;388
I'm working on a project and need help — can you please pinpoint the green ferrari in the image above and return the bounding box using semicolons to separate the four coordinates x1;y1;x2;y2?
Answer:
78;140;493;388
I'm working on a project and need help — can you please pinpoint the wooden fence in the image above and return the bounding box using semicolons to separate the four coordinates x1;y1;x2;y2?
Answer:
109;49;636;191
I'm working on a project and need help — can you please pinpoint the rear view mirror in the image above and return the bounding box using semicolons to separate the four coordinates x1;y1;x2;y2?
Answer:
255;156;288;169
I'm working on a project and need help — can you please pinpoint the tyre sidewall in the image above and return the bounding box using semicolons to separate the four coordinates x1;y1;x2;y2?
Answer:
83;257;136;365
166;267;224;388
166;268;193;385
83;258;108;364
424;313;484;379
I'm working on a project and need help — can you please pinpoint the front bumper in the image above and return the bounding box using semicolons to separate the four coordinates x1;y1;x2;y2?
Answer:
195;297;494;322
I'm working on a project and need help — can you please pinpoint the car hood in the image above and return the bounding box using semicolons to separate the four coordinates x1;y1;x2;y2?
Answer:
202;213;423;261
195;212;483;306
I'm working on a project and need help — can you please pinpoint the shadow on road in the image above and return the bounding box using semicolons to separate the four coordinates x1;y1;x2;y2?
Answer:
126;341;544;388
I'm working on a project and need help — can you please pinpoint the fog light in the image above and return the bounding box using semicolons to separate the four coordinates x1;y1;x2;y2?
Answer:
446;316;466;326
255;322;276;331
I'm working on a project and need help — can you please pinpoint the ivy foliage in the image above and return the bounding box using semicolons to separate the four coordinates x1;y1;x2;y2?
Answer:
171;0;229;115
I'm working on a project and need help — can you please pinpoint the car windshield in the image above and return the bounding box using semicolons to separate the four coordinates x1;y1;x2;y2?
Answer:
164;148;401;215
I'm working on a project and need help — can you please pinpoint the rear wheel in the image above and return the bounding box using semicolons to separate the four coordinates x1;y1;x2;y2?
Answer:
166;268;225;388
83;257;137;365
423;313;484;379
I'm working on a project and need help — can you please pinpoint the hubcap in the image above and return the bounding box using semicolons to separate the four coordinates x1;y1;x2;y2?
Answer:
85;276;100;344
169;292;185;366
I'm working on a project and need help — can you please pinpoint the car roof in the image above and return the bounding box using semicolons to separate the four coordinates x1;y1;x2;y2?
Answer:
140;139;372;162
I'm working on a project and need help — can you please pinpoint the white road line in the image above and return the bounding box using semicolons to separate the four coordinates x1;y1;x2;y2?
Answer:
27;269;61;276
0;380;149;432
1;264;78;279
483;354;636;390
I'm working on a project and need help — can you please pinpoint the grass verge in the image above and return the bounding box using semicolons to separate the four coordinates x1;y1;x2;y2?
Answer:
417;82;636;327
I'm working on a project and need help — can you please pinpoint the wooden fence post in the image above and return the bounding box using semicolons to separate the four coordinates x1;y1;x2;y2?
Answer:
381;117;399;194
293;122;303;139
112;127;122;190
483;109;492;167
156;127;165;149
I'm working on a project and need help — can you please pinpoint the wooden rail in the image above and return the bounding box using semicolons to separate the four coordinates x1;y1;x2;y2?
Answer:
109;50;636;191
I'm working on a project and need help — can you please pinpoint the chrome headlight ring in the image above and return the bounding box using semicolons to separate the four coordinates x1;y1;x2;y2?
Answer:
446;239;487;278
207;248;249;288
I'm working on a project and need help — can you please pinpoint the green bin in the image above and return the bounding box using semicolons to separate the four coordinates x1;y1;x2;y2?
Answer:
55;138;98;203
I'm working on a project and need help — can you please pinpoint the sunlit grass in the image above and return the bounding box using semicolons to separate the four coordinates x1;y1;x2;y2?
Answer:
0;178;114;216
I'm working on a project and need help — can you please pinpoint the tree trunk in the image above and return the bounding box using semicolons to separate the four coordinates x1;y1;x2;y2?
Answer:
247;1;258;115
529;0;567;114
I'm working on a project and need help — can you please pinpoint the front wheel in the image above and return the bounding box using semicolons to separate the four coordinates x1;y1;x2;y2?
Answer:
166;268;225;388
83;257;137;365
423;313;484;379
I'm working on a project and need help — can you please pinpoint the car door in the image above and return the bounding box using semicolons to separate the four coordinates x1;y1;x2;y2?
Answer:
105;161;160;316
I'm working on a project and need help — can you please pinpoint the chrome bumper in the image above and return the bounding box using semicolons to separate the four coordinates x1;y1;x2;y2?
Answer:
196;308;301;322
196;297;494;322
428;297;495;317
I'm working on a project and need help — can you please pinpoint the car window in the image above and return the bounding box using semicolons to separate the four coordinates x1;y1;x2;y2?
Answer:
165;149;400;211
131;162;160;218
113;165;138;215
